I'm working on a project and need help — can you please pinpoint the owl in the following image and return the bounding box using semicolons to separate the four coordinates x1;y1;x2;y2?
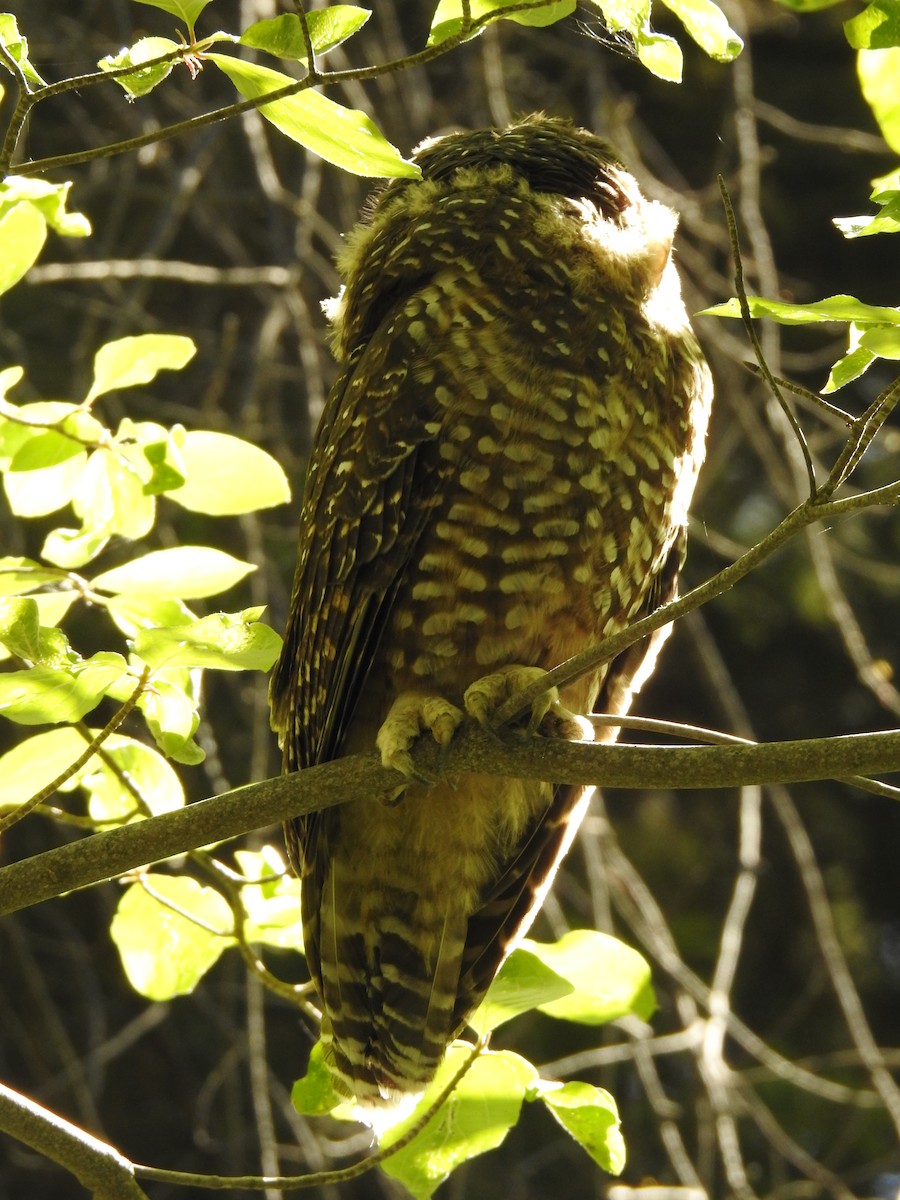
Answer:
269;114;712;1116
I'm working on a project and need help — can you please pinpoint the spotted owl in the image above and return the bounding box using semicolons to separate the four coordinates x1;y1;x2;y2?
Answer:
269;115;712;1115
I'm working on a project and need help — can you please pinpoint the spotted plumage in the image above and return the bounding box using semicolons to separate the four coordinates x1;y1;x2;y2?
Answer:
269;115;712;1114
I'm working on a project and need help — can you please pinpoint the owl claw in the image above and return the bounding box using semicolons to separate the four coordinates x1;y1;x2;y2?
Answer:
464;665;591;739
376;693;465;785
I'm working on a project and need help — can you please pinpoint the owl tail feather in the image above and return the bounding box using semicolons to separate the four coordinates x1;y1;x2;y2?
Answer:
318;897;470;1117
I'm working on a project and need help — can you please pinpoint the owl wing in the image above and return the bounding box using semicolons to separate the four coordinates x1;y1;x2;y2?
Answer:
269;307;449;876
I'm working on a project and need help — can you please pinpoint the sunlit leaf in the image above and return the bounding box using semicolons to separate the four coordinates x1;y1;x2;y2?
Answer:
0;13;46;85
111;875;236;1000
91;546;256;599
42;524;111;570
0;557;64;598
136;674;204;765
105;593;196;637
635;30;683;80
0;652;128;724
3;451;88;517
207;55;419;178
0;201;46;296
531;1079;626;1174
845;0;900;49
0;177;90;237
380;1048;538;1198
0;596;75;665
86;334;196;404
292;1042;345;1115
428;0;575;45
824;345;877;393
0;727;91;811
236;846;304;949
241;7;371;60
131;0;215;30
471;948;573;1033
98;37;179;99
81;734;185;822
857;47;900;153
658;0;742;60
771;0;843;8
522;930;656;1024
9;429;90;471
165;430;290;514
133;608;282;671
860;324;900;356
701;293;900;325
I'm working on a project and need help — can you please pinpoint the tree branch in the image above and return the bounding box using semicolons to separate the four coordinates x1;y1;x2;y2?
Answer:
0;1083;149;1200
1;726;899;919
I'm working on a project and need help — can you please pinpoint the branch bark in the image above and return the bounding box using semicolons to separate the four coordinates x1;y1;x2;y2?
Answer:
1;725;898;918
0;1084;149;1200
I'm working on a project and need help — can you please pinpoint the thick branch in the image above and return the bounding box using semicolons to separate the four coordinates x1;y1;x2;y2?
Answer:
1;727;899;918
0;1084;149;1200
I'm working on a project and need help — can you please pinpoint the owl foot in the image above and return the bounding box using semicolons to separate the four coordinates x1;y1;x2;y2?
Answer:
464;665;591;740
376;692;465;785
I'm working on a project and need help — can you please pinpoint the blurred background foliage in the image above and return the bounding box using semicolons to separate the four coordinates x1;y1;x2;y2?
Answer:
1;0;899;1196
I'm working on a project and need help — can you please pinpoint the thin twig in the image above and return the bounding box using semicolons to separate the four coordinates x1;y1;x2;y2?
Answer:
0;666;150;834
717;175;816;496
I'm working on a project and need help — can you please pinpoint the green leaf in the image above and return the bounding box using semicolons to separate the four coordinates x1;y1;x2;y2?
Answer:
0;177;90;237
0;365;23;400
133;608;282;671
531;1079;625;1174
3;453;87;518
521;930;656;1024
240;7;371;60
845;0;900;49
0;597;76;665
42;525;111;571
380;1048;538;1199
236;846;304;950
81;734;185;822
701;293;900;325
0;201;47;296
635;30;684;80
860;324;900;356
823;344;876;393
165;430;290;514
91;546;256;599
98;37;180;99
658;0;742;60
0;652;129;724
206;55;420;178
105;593;196;637
858;47;900;153
0;13;46;85
292;1042;345;1116
9;428;89;470
771;0;844;9
111;875;236;1000
471;948;573;1033
141;433;187;495
85;334;196;404
836;167;900;238
136;673;204;765
0;728;92;810
428;0;575;45
131;0;215;30
0;557;62;597
80;451;157;541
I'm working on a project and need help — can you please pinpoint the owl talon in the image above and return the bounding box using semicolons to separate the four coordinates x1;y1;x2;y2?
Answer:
376;692;464;784
464;665;591;740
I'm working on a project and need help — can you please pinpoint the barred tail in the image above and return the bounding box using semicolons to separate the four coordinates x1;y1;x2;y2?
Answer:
317;876;470;1112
